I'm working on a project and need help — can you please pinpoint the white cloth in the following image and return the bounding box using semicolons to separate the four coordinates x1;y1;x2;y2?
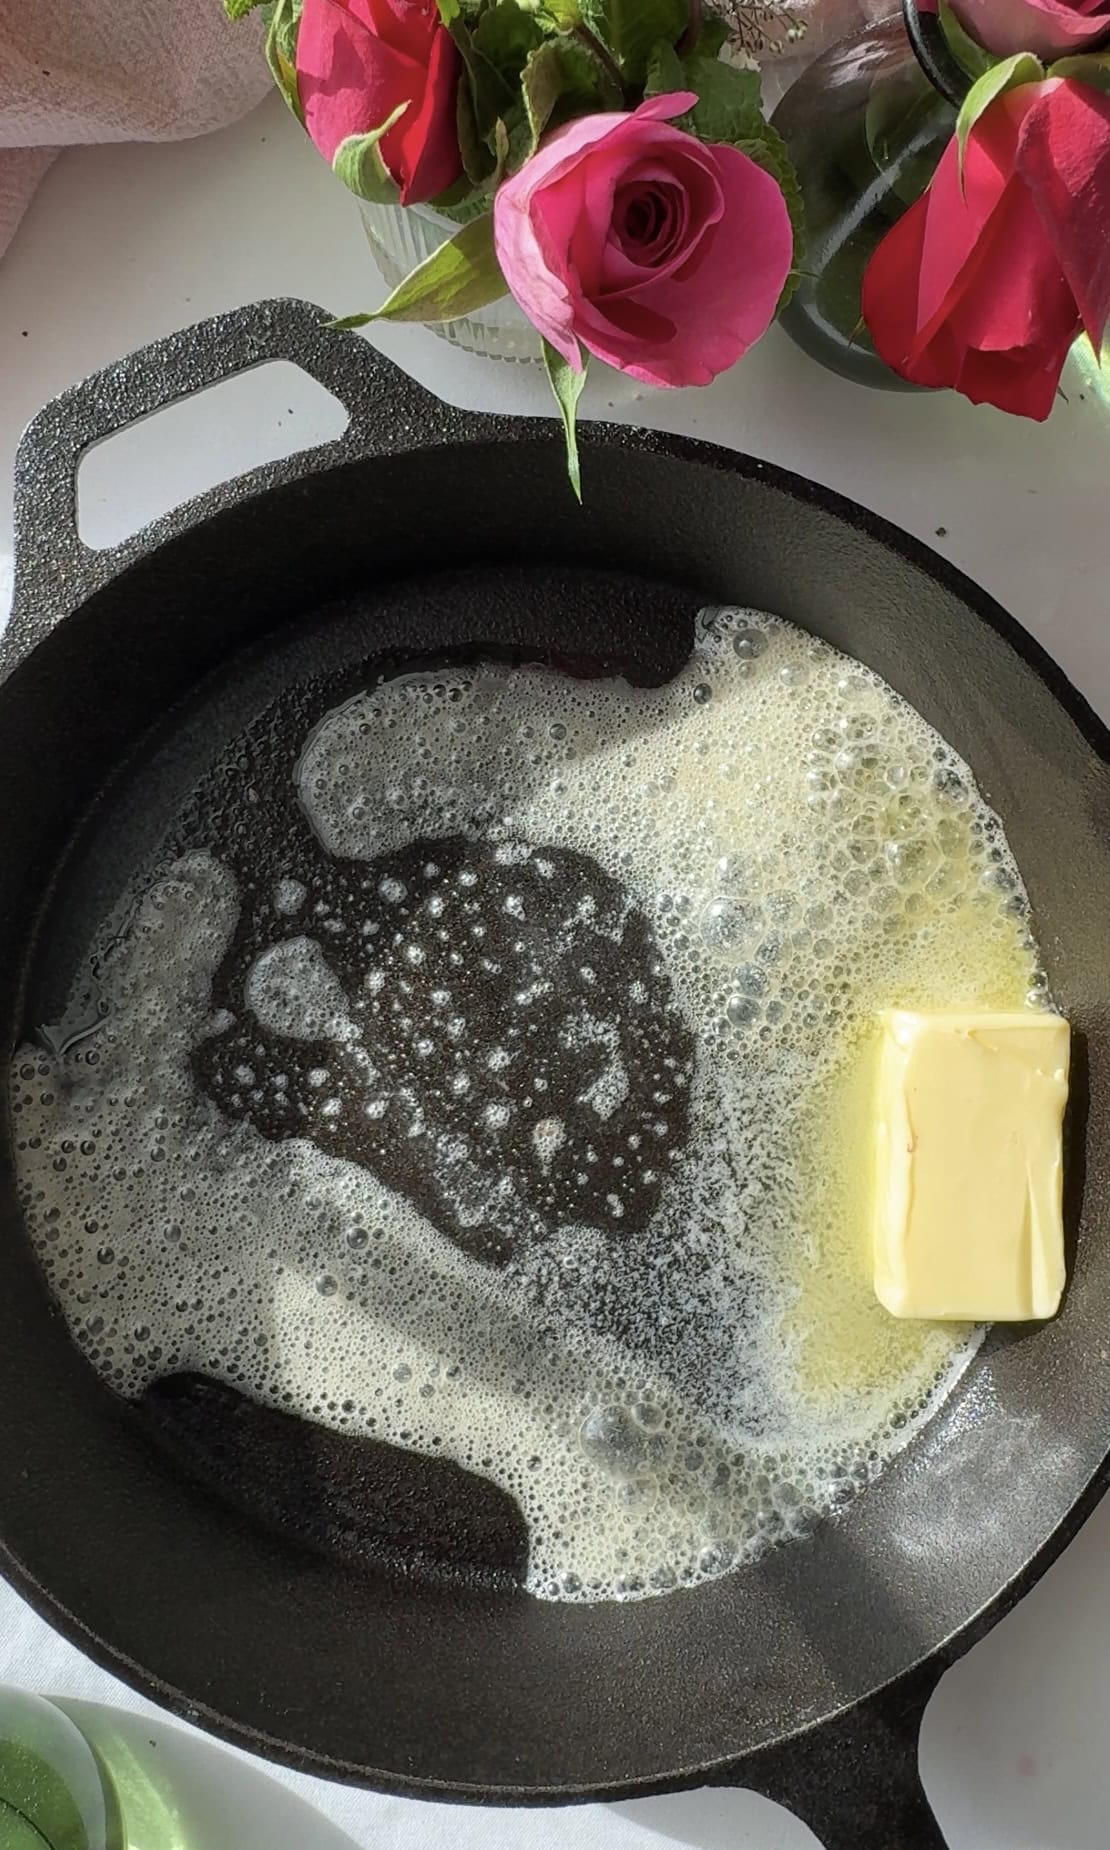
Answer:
0;0;271;256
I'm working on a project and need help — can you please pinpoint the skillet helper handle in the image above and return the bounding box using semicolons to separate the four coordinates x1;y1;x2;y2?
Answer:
733;1663;948;1850
8;297;456;642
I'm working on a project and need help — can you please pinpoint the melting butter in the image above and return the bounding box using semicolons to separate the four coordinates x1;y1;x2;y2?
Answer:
10;610;1045;1600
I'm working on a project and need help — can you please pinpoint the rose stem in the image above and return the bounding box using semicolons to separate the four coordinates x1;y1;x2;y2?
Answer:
572;24;632;102
678;0;703;56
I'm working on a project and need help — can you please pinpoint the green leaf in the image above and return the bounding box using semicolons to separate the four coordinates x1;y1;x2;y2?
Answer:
474;0;547;75
1048;49;1110;94
449;14;517;151
543;340;588;502
956;51;1043;171
520;35;623;152
676;52;766;142
579;0;689;84
455;58;496;183
225;0;267;16
500;99;536;169
332;214;508;326
644;37;685;95
535;0;584;23
694;12;729;56
493;112;512;176
332;103;407;204
434;174;494;220
937;0;995;81
436;0;461;21
264;0;303;124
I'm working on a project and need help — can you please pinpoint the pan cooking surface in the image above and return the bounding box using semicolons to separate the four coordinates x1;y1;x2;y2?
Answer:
11;569;1046;1603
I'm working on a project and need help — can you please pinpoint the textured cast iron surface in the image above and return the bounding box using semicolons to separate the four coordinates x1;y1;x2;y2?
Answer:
1;302;1109;1847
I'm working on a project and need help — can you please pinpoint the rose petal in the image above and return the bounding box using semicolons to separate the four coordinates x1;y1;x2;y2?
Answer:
568;144;629;298
948;0;1110;60
632;92;700;122
941;167;1079;352
1016;76;1110;352
862;189;936;376
578;144;791;386
498;187;580;362
596;148;722;294
504;110;644;202
954;334;1075;415
914;100;1021;339
350;0;442;63
298;0;422;164
393;20;462;202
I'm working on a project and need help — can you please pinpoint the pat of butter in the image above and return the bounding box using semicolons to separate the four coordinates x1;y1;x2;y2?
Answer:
873;1010;1070;1322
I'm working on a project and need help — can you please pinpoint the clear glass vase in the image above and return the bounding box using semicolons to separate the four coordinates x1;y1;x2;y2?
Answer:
771;14;959;388
358;200;541;364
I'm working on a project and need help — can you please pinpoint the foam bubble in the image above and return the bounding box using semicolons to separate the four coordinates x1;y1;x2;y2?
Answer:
11;613;1041;1601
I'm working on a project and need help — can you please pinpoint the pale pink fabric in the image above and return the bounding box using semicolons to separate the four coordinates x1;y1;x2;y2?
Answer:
0;0;270;257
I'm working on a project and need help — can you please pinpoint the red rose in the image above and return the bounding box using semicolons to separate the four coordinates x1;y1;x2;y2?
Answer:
296;0;462;206
862;77;1110;419
950;0;1110;61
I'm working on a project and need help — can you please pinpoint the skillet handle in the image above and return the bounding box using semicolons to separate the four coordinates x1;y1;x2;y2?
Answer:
8;297;504;646
730;1663;948;1850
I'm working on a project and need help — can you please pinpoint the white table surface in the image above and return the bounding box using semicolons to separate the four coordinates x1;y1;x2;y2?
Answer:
2;88;1110;1850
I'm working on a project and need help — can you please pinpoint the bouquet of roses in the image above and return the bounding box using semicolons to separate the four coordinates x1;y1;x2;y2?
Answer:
225;0;803;488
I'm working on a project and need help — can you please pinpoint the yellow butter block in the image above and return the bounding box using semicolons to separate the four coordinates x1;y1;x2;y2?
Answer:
873;1010;1070;1322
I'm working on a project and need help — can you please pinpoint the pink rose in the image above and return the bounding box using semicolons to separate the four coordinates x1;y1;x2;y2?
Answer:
949;0;1110;60
862;77;1110;418
296;0;462;206
492;94;793;388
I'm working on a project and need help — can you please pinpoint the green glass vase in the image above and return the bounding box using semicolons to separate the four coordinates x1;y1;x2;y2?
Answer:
771;7;966;387
0;1692;183;1850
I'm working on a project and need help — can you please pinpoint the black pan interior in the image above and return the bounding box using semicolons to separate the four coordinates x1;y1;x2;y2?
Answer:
1;435;1109;1797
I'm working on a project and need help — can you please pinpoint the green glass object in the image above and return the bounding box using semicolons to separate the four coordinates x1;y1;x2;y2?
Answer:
0;1691;111;1850
772;16;958;388
0;1693;184;1850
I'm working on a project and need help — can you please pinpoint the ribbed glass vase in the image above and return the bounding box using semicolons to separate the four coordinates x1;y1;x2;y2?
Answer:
358;200;541;363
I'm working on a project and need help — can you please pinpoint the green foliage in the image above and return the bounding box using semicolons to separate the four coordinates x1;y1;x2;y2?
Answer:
330;215;507;326
1049;50;1110;93
533;0;584;23
676;53;766;139
937;0;995;81
332;105;407;204
520;35;623;146
474;0;548;68
644;38;685;93
543;340;589;501
264;0;304;124
224;0;267;17
956;50;1043;170
578;0;689;85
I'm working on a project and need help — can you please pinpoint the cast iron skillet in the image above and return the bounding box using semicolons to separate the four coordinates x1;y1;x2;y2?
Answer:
2;299;1109;1850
